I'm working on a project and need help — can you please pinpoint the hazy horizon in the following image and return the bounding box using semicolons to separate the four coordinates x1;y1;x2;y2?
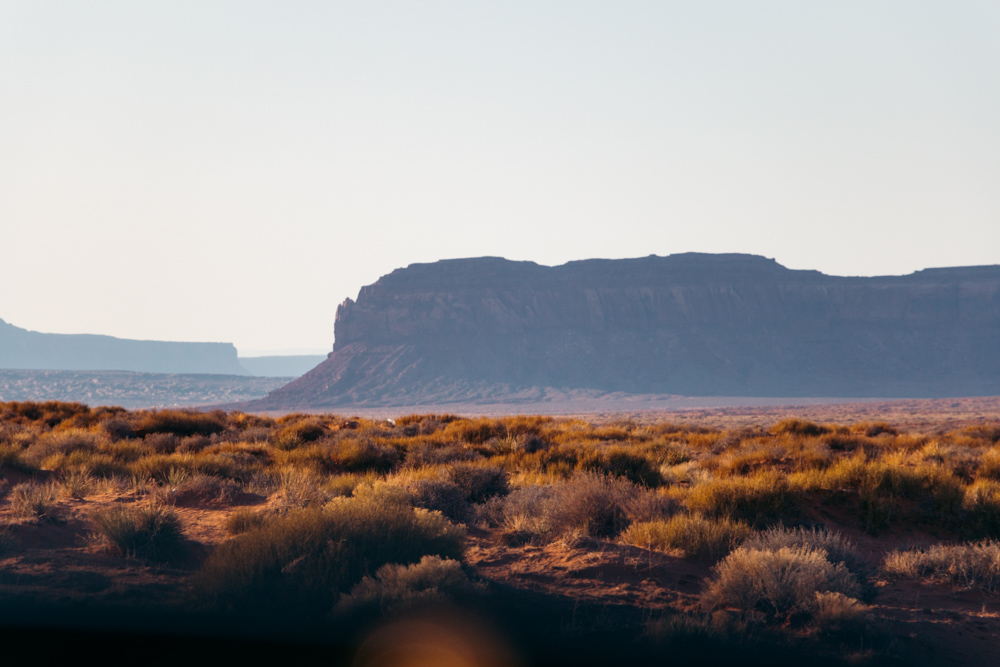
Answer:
3;1;998;351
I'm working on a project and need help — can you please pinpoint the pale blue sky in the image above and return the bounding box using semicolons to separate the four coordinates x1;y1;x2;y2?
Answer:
2;1;998;352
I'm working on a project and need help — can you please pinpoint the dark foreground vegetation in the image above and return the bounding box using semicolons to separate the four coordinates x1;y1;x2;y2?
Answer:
2;401;1000;665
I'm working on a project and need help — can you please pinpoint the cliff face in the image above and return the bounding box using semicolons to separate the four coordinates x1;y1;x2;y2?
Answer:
252;254;1000;408
0;319;247;375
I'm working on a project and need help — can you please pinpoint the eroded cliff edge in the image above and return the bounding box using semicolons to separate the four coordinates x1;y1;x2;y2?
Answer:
249;253;1000;409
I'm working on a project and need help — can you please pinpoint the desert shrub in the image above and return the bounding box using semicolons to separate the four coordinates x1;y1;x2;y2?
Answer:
100;417;134;442
25;429;99;464
272;419;327;450
851;422;899;437
576;446;662;487
771;419;830;437
640;441;691;467
0;524;18;558
478;484;552;541
883;540;1000;592
624;488;679;523
403;441;478;468
713;447;786;477
335;555;478;617
194;495;465;617
329;438;400;473
645;611;748;653
810;591;871;635
90;502;184;560
812;455;964;532
166;433;201;454
128;454;179;483
58;469;95;499
8;482;58;521
225;507;273;535
244;471;281;497
977;448;1000;482
962;479;1000;538
402;478;471;523
742;525;869;581
702;546;860;620
622;514;750;559
822;433;869;453
545;472;638;538
446;418;507;445
133;410;227;438
480;472;638;541
278;468;329;508
447;464;510;504
0;443;32;473
188;453;244;480
170;474;239;506
0;401;91;428
686;472;795;525
322;472;371;498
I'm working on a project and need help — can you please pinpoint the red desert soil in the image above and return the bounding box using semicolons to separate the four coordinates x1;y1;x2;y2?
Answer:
2;490;1000;665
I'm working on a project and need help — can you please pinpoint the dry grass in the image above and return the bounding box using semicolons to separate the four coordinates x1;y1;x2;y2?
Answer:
335;555;477;616
882;540;1000;591
685;472;794;525
622;514;750;559
9;482;58;521
702;546;861;619
90;502;184;560
3;399;1000;655
194;492;466;616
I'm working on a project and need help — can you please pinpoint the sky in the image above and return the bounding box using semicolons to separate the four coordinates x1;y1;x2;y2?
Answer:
1;1;998;353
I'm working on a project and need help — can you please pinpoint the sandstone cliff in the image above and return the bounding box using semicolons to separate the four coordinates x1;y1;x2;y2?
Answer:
249;253;1000;409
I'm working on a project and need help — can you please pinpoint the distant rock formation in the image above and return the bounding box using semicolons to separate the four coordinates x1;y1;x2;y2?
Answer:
0;318;246;375
244;253;1000;409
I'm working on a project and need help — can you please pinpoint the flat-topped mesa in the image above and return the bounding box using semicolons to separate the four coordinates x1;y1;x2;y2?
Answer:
250;253;1000;409
0;319;246;375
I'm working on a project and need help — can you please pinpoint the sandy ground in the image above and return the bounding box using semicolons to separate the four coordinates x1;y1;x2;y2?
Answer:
3;486;998;665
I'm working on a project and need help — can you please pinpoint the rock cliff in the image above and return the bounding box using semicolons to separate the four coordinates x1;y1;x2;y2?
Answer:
248;253;1000;409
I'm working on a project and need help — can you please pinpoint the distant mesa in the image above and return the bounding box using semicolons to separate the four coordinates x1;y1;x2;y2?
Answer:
244;253;1000;410
0;318;246;375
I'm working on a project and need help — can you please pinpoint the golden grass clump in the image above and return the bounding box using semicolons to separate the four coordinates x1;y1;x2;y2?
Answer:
8;482;59;521
194;492;465;617
622;514;750;559
685;471;794;525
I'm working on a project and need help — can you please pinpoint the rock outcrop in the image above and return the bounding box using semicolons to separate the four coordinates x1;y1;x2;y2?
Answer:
0;319;247;375
248;253;1000;409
